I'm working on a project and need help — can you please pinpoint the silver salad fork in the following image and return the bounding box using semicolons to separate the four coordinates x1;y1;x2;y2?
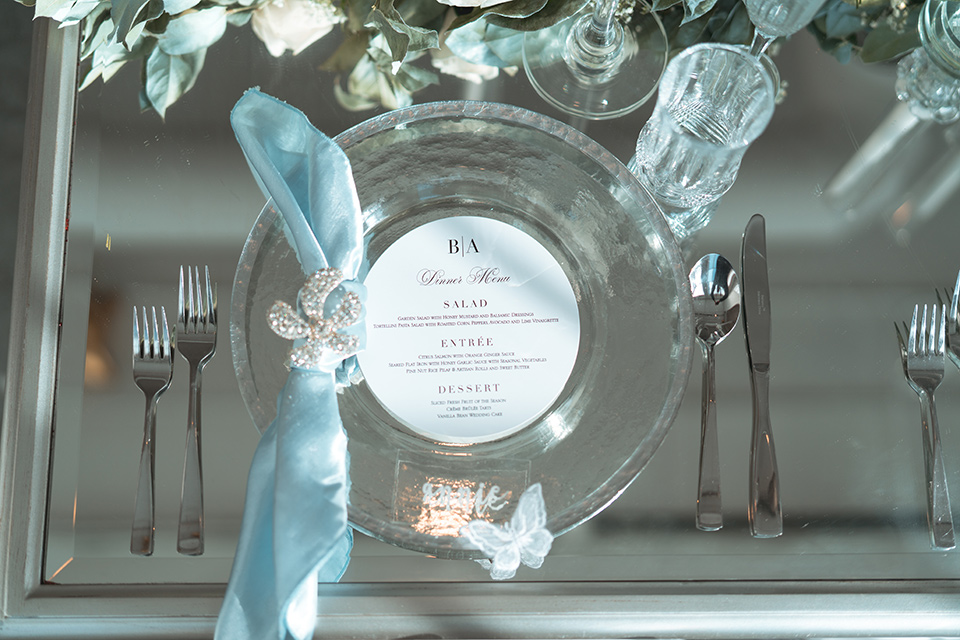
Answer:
177;266;217;556
897;304;955;550
131;306;174;556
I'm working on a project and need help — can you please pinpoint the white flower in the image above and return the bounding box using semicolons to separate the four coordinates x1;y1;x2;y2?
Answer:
430;45;501;85
251;0;344;57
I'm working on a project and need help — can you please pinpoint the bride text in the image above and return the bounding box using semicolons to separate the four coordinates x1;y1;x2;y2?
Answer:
421;481;510;518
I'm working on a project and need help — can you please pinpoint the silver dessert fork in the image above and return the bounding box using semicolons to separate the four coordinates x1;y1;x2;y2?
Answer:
131;306;174;556
177;266;217;556
897;304;955;550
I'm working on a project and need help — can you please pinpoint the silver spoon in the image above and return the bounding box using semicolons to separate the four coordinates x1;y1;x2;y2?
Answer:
689;254;741;531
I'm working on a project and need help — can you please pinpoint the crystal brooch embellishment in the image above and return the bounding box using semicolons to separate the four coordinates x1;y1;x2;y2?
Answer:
268;267;362;369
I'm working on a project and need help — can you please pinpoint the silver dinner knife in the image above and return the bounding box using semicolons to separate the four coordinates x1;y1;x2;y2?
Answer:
741;214;783;538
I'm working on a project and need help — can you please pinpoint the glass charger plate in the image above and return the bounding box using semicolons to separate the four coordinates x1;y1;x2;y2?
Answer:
231;101;693;557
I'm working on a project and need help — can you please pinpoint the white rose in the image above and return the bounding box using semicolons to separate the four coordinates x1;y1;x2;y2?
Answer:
251;0;344;57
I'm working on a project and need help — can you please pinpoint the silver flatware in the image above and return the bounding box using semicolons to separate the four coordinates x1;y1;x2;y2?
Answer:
740;213;782;538
689;254;741;531
897;305;955;550
131;306;174;556
177;265;217;556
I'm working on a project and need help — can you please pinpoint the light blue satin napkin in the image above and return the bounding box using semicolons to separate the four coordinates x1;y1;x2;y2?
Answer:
216;88;364;640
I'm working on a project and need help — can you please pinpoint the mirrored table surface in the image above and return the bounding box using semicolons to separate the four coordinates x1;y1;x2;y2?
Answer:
5;8;960;637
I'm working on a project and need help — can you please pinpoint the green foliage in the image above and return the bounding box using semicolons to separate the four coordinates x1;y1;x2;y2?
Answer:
860;6;921;62
366;0;440;63
485;0;587;32
808;0;924;65
142;46;205;117
20;0;930;116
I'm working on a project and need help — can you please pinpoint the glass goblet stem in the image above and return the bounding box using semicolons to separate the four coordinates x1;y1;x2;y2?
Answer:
565;0;626;77
589;0;618;37
748;29;774;57
522;0;667;120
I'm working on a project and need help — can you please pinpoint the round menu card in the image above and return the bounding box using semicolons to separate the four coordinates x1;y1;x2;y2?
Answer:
359;216;580;443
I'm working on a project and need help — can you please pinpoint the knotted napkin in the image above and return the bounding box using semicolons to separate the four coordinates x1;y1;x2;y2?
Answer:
215;88;364;640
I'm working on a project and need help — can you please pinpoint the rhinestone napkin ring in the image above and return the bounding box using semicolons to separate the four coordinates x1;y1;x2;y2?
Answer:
268;268;362;369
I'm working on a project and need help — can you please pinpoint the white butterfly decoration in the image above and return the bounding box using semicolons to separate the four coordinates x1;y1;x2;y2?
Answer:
460;483;553;580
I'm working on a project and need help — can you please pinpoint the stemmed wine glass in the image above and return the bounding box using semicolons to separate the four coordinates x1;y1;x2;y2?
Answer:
521;0;668;120
743;0;824;56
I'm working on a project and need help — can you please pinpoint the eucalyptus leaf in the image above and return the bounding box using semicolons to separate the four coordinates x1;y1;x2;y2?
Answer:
111;0;162;46
143;46;206;118
366;0;439;63
485;0;585;32
33;0;74;19
824;0;862;39
399;0;449;33
155;6;227;55
446;6;487;29
859;7;921;62
681;0;718;24
82;31;155;89
666;10;711;50
92;30;154;67
163;0;199;15
706;0;750;44
80;56;127;89
443;18;524;66
483;0;549;19
366;36;427;71
449;0;549;31
79;3;113;58
145;11;170;34
35;0;101;25
226;10;252;26
395;60;439;92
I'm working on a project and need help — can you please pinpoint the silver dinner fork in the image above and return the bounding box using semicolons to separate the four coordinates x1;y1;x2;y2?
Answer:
897;304;955;550
177;266;217;556
131;306;174;556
